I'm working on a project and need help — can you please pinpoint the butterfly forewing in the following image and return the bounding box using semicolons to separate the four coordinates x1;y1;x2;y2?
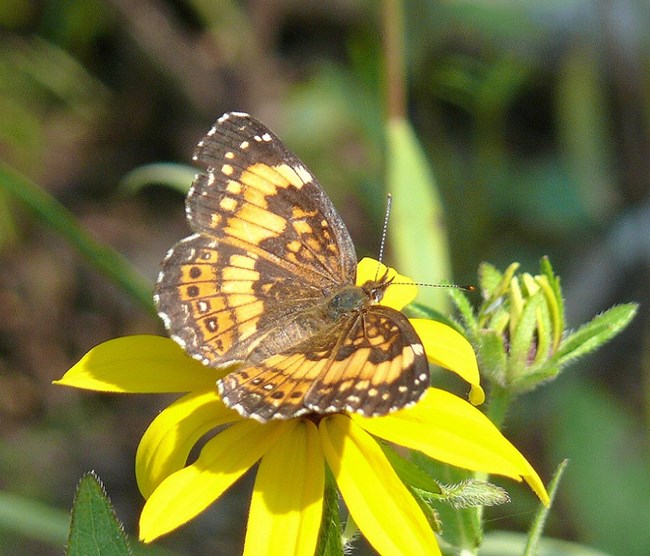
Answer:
155;235;332;366
188;112;356;284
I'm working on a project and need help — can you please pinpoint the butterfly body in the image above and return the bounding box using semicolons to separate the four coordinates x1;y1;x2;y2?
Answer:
155;112;429;422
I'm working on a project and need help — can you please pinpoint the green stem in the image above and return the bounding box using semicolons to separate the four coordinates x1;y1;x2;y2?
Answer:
464;384;513;553
315;469;344;556
383;0;406;120
485;383;513;430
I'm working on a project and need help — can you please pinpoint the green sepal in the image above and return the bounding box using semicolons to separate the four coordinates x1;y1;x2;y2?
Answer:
477;330;507;384
537;257;565;350
477;262;504;295
66;472;131;556
479;262;519;316
446;288;479;335
507;293;543;381
410;453;483;549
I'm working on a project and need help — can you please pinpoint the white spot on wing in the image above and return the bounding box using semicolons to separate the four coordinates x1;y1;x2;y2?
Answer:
294;165;313;184
411;343;424;356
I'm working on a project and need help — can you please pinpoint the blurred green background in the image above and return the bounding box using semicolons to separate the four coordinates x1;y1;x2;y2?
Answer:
1;1;648;555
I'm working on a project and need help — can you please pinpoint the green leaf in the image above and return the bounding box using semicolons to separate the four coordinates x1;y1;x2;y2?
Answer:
0;162;154;313
381;444;442;495
523;459;567;556
120;163;196;195
67;472;131;556
554;303;638;367
386;117;450;310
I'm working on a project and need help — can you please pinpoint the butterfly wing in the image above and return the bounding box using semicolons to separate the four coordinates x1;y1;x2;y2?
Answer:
218;305;430;421
155;113;357;367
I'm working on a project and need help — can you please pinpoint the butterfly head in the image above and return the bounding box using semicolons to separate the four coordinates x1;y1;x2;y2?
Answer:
360;268;394;304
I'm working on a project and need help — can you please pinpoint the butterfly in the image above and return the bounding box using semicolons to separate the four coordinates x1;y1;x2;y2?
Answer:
154;112;429;422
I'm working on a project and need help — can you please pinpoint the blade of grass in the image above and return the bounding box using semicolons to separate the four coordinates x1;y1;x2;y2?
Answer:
0;161;154;313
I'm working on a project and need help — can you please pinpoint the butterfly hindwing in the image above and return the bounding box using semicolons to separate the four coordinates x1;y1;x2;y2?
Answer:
217;305;429;421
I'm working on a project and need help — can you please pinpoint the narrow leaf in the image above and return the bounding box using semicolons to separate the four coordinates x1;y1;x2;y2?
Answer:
555;304;638;366
523;459;567;556
120;163;196;195
386;117;450;309
381;443;442;494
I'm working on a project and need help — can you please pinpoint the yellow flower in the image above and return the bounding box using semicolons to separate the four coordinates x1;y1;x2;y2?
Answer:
55;259;548;556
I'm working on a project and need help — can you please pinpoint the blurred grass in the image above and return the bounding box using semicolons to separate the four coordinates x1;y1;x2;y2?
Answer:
0;1;648;554
0;162;154;313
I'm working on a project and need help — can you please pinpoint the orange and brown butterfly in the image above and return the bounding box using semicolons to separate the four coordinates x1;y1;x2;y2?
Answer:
154;112;429;422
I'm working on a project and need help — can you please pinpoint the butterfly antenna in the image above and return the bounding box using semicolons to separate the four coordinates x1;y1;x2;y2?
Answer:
409;282;476;292
375;193;392;281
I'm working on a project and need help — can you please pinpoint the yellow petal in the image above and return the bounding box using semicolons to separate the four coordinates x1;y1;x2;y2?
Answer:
320;415;440;556
355;389;549;505
410;319;485;404
54;336;224;393
244;420;324;556
139;420;287;543
356;257;418;310
136;389;241;499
